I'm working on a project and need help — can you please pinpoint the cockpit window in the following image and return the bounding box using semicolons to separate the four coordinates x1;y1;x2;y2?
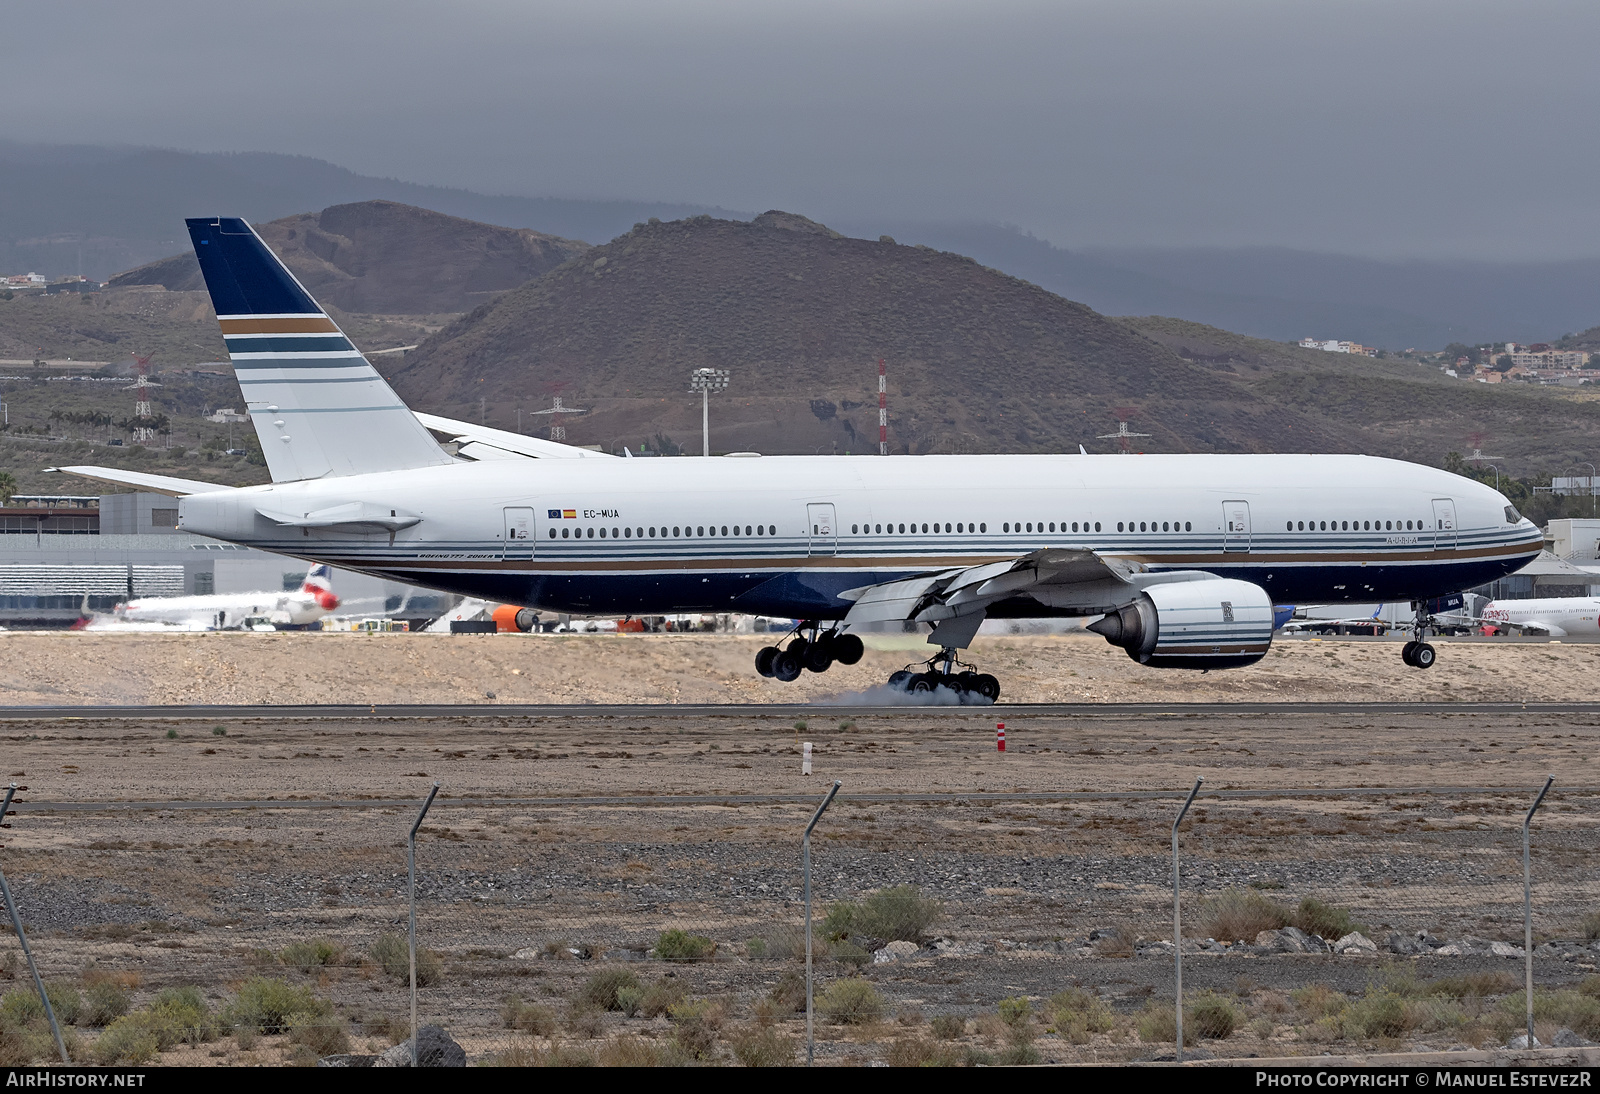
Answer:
1505;505;1523;524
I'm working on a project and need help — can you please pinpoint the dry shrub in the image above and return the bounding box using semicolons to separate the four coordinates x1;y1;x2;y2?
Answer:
929;1014;966;1040
1290;898;1358;941
280;939;348;974
88;1019;159;1066
1199;889;1289;942
1292;983;1347;1019
485;1039;598;1066
653;929;716;962
597;1034;672;1066
886;1036;961;1066
362;1013;409;1045
289;1013;349;1057
817;978;885;1025
565;1005;604;1039
1578;977;1600;1000
1429;972;1517;999
766;971;806;1014
730;1025;795;1067
667;999;722;1060
1093;927;1138;957
1341;991;1413;1039
996;1042;1041;1065
1136;1002;1176;1043
1187;992;1240;1039
1582;912;1600;941
1049;987;1113;1043
225;977;330;1035
640;979;686;1018
370;934;441;986
80;978;131;1027
580;968;642;1011
825;885;942;944
1501;989;1600;1040
44;983;82;1026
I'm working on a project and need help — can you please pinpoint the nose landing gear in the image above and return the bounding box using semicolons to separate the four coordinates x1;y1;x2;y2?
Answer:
1401;601;1438;669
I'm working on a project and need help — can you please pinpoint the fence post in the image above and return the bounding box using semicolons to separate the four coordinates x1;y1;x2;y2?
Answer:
0;783;68;1064
804;780;841;1067
408;781;440;1068
1524;775;1553;1047
1172;777;1203;1063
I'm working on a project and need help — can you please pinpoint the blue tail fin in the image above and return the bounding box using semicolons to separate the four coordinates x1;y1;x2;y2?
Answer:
187;217;451;482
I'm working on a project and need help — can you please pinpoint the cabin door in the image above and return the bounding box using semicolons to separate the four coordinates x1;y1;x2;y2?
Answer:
1432;498;1458;551
1222;500;1251;553
806;503;837;557
503;507;535;560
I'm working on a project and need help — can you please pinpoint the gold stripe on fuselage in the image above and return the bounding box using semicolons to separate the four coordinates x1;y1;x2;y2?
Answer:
218;316;341;335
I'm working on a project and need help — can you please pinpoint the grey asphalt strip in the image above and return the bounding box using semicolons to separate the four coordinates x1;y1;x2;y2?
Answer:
1;701;1597;720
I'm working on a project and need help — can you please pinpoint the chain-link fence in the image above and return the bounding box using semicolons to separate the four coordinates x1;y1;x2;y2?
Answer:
1;782;1597;1066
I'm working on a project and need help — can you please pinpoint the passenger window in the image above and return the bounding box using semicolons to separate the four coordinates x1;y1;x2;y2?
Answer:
587;528;595;538
1185;522;1191;531
721;526;728;536
1072;522;1079;532
1140;522;1147;532
562;528;569;538
898;523;905;534
852;524;858;534
957;523;964;532
599;528;607;538
1094;522;1100;532
549;528;557;538
980;523;987;532
945;523;951;532
875;524;882;534
1162;522;1168;532
1117;522;1124;532
1003;523;1010;532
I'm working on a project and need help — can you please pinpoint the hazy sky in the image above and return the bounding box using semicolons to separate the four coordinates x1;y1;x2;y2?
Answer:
6;0;1599;259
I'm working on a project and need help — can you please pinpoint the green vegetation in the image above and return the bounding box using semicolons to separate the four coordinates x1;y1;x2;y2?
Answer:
1198;888;1361;942
824;884;943;943
929;1014;966;1040
501;997;558;1035
652;929;716;962
1048;987;1114;1043
370;933;441;985
817;978;885;1024
579;969;642;1011
730;1026;795;1066
1187;992;1241;1039
224;977;331;1035
280;938;347;973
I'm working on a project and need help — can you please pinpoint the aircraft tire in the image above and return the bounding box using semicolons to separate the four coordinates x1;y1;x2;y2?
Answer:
1401;641;1419;667
908;673;938;694
832;633;865;665
887;670;914;691
773;650;803;682
1413;642;1436;669
755;646;779;678
972;674;1001;702
803;639;834;674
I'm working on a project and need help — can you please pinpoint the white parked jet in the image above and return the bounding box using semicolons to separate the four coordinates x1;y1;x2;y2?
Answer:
93;564;341;630
52;217;1544;696
1479;597;1600;637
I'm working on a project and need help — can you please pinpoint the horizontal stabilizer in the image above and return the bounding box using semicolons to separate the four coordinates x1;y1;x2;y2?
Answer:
414;412;616;459
45;466;234;497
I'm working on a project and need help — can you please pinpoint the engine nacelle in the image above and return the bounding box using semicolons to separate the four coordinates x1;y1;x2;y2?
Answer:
1086;577;1273;669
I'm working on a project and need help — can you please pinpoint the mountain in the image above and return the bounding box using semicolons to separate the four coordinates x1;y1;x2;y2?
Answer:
109;200;589;315
390;210;1600;467
0;141;732;281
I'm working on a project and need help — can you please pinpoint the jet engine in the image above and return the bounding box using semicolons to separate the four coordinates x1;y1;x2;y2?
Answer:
1086;577;1274;669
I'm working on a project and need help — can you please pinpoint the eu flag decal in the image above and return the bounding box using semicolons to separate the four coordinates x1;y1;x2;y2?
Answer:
547;509;562;519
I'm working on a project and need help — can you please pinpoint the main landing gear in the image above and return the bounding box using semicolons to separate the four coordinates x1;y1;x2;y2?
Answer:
1401;602;1438;670
887;646;1000;703
755;622;865;682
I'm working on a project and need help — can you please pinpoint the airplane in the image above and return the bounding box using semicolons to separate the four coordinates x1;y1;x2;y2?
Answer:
88;564;341;630
1478;596;1600;637
50;216;1546;697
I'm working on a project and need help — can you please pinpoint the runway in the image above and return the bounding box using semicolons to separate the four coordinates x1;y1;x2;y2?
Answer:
3;700;1600;720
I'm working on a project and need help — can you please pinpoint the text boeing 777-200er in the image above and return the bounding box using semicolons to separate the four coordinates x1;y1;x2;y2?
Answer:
51;217;1543;700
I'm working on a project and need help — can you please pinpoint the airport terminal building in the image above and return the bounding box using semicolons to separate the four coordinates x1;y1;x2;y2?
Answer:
0;493;452;627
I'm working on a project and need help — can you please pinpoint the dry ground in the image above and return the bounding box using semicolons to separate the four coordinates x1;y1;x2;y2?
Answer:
2;631;1598;707
2;695;1599;1066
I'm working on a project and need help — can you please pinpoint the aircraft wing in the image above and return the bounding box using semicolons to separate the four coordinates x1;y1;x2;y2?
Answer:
838;548;1220;647
1487;618;1563;636
414;412;617;460
45;466;236;496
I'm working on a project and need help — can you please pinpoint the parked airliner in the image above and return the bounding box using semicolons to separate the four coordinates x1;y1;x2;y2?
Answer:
91;564;340;630
1480;596;1600;637
51;217;1544;698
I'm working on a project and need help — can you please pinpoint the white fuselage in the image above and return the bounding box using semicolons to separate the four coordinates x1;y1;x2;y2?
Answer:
112;590;332;629
176;452;1542;620
1481;597;1600;637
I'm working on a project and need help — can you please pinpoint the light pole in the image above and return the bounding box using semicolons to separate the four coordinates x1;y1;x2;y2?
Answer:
1583;462;1597;517
688;368;729;457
